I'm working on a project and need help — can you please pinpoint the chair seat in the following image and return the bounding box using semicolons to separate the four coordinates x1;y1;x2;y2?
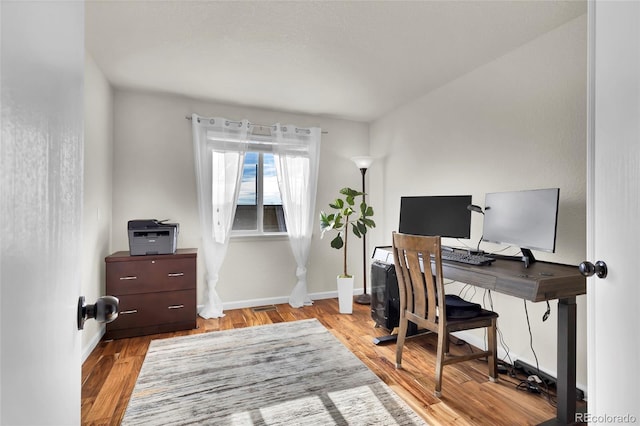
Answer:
445;308;498;333
447;308;498;322
443;294;488;320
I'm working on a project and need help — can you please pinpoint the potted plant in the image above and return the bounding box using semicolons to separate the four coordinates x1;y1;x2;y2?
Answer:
320;187;376;313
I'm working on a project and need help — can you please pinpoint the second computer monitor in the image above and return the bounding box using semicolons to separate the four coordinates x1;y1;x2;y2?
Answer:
482;188;560;253
398;195;472;239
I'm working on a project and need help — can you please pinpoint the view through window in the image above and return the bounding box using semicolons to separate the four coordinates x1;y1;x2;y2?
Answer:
232;152;287;234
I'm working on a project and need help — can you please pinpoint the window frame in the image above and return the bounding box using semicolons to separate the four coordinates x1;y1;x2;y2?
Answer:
231;150;288;238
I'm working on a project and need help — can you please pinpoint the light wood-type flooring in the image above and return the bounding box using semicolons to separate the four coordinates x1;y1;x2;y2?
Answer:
82;298;582;425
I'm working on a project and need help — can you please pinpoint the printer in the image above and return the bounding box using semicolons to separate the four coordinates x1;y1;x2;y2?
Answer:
128;219;179;256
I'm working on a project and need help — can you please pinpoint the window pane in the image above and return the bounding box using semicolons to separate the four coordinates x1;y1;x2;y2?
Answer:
263;154;286;232
233;205;257;230
233;152;257;230
263;154;281;205
238;152;258;205
263;205;287;232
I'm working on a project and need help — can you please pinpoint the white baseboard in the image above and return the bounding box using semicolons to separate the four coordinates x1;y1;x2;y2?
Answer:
82;325;105;363
213;288;364;311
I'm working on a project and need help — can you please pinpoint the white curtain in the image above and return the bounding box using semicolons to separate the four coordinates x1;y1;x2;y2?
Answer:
272;124;322;307
192;114;249;318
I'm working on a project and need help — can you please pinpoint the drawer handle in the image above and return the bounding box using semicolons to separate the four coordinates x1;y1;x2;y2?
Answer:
120;309;138;315
119;276;138;281
168;305;184;310
167;272;184;277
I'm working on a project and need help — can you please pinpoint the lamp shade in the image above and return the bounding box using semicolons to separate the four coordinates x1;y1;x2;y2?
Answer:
351;156;374;169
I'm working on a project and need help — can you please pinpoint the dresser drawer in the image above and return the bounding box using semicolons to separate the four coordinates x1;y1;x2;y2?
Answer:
107;257;195;295
108;289;196;331
104;249;197;339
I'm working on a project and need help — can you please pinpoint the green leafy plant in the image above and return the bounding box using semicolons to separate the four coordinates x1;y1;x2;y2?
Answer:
320;187;376;278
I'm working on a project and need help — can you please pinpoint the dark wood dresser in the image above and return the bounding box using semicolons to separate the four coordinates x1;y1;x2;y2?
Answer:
105;248;197;339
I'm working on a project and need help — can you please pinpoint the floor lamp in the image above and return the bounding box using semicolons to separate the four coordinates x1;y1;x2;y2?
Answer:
352;156;374;305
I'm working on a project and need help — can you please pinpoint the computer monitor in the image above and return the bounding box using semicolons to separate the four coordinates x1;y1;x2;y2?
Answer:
398;195;472;239
481;188;560;261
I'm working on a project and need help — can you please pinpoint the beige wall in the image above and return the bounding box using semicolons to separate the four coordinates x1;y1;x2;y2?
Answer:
368;15;588;389
111;91;370;308
82;53;114;360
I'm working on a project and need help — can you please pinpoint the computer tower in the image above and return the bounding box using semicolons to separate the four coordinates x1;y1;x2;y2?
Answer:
371;261;397;330
370;261;417;335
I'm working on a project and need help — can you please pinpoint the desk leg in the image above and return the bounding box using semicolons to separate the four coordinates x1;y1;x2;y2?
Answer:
556;297;577;424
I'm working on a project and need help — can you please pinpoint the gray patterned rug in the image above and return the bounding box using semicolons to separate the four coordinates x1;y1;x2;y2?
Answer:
122;319;427;425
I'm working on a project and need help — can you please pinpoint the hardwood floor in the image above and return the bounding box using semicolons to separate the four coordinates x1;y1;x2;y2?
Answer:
82;298;570;425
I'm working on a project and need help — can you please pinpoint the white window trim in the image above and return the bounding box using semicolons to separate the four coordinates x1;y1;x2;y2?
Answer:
231;233;290;241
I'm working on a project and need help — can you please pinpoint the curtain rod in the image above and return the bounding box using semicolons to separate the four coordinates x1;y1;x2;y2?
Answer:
185;115;328;134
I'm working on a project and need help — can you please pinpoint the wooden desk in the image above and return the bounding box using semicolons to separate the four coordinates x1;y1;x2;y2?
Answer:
440;257;586;302
372;247;586;425
443;257;585;425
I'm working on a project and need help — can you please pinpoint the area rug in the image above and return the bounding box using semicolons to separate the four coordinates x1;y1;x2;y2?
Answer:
122;319;427;425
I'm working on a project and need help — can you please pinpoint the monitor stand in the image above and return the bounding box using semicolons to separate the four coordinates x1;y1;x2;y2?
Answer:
521;248;536;268
485;249;536;268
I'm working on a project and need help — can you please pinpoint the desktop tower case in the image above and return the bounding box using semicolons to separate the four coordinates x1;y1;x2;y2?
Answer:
370;261;398;330
370;261;417;335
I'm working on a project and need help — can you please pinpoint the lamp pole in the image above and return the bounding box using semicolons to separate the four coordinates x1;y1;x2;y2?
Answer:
352;157;374;305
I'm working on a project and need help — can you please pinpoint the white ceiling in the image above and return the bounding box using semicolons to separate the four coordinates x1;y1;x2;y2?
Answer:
86;1;586;123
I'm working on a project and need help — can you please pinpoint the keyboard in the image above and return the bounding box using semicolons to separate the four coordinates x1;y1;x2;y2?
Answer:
441;250;495;266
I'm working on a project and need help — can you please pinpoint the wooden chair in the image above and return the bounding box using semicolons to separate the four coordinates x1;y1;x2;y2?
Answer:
392;231;498;397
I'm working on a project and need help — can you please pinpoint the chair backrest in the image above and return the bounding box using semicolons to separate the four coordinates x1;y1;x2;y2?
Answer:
392;232;446;325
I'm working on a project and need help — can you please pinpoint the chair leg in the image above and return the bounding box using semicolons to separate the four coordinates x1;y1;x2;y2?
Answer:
444;331;450;355
395;316;409;369
434;330;447;397
487;318;498;382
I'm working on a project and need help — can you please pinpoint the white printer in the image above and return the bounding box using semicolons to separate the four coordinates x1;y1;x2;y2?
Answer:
127;219;179;256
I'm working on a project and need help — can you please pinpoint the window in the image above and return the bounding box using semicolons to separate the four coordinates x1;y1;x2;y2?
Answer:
232;152;287;234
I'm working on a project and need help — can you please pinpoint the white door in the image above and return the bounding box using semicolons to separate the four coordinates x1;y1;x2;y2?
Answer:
1;1;84;424
587;1;639;423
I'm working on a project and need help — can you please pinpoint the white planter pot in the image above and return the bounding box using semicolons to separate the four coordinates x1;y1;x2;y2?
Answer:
337;276;354;314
